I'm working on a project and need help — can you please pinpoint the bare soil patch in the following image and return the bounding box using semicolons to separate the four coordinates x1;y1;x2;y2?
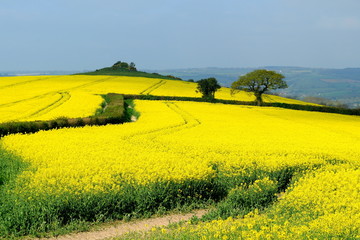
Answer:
38;210;207;240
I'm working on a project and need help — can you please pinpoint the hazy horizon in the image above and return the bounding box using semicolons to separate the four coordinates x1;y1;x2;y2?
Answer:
1;0;360;71
2;65;360;75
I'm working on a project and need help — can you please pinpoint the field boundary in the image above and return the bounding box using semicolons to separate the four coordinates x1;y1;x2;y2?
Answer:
0;93;130;138
124;94;360;116
1;92;359;138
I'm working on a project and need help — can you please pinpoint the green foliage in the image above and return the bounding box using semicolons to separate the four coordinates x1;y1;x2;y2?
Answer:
196;78;221;100
203;178;279;220
165;75;182;80
97;93;124;117
125;99;140;120
111;61;136;71
232;69;287;106
228;178;277;209
0;146;27;188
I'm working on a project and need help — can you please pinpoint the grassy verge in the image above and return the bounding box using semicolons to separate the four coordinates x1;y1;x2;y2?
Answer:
0;145;28;188
0;93;130;138
95;93;131;123
125;99;140;120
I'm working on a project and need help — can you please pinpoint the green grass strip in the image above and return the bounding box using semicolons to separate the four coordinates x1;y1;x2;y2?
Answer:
0;144;28;188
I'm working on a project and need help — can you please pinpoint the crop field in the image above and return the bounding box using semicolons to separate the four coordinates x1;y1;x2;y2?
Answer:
0;75;310;123
129;164;359;239
0;75;359;239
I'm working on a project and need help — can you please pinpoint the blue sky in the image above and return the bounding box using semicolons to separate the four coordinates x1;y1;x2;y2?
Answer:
1;0;360;71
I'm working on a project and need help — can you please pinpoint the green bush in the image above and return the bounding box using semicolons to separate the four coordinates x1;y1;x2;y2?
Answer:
55;117;70;128
227;178;278;209
203;178;278;220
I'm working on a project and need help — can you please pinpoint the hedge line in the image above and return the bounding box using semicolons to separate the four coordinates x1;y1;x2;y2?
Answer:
0;93;130;138
1;93;358;138
123;94;360;116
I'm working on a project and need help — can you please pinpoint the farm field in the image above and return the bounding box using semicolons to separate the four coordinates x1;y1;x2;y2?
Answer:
0;75;359;239
122;164;360;239
0;75;310;123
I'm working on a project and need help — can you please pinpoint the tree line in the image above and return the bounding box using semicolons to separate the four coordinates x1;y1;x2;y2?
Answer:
196;69;287;106
112;61;137;71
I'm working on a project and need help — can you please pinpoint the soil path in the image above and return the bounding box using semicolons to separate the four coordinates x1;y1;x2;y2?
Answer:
39;210;207;240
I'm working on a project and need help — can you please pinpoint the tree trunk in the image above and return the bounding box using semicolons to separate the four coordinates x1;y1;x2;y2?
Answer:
255;93;263;106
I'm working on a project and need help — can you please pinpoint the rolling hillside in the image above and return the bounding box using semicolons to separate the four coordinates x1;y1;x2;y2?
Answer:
0;73;359;239
0;75;312;123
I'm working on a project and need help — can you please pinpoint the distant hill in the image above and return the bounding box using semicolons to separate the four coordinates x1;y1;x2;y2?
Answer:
78;61;182;81
152;67;360;108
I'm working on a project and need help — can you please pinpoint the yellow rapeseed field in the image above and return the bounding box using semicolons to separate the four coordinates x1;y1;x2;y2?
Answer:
150;165;359;239
3;100;360;195
0;75;310;123
0;74;358;238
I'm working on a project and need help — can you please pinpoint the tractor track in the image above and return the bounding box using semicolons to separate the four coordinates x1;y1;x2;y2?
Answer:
0;76;113;109
139;80;166;95
0;76;61;90
121;101;201;140
24;92;71;120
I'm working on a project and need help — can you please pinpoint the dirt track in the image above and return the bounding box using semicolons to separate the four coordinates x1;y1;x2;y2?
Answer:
38;210;207;240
